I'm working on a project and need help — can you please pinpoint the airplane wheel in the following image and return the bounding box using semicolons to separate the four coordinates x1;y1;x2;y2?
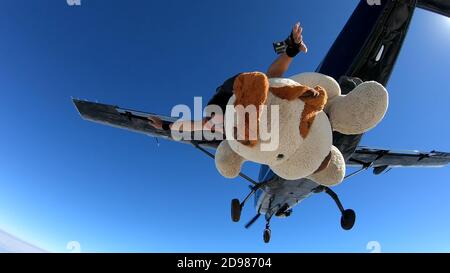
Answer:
231;199;241;222
341;209;356;230
263;228;271;243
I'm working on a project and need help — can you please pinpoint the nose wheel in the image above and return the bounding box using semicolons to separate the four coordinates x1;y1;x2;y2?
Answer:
193;142;275;241
232;198;273;244
263;224;271;243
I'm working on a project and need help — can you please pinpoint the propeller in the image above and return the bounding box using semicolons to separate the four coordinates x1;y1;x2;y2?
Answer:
245;214;261;229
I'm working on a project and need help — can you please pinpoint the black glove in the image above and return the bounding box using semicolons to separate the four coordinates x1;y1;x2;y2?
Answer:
273;31;304;58
285;32;302;58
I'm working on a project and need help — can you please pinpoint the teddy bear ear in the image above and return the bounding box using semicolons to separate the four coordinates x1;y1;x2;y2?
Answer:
233;72;269;108
232;72;269;147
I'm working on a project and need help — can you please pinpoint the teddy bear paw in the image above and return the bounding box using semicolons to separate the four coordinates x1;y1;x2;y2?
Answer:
289;72;342;100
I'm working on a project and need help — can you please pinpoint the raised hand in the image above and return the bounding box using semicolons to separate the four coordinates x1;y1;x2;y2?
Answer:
292;22;308;53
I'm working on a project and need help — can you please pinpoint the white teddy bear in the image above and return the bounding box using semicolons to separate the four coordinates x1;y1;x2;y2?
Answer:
215;72;388;186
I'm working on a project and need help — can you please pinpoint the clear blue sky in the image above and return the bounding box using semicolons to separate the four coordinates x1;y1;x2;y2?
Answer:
0;0;449;253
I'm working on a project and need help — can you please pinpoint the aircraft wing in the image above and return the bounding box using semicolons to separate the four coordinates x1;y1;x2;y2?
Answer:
348;146;450;173
74;99;450;171
72;99;222;148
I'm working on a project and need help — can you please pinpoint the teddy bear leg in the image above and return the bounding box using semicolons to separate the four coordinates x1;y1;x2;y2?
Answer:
326;81;388;135
215;141;246;179
289;72;341;100
307;146;346;187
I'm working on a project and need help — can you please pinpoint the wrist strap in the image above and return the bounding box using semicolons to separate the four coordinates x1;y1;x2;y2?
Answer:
273;32;301;58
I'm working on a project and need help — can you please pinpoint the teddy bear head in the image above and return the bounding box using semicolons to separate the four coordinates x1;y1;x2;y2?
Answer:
223;72;332;170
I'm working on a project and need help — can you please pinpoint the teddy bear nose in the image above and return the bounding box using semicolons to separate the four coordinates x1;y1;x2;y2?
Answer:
277;154;285;160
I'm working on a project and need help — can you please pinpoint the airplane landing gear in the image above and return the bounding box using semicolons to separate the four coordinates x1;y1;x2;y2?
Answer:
230;190;255;223
262;207;274;243
244;198;275;243
341;209;356;230
314;186;356;231
230;183;267;223
193;143;270;232
231;199;241;222
263;224;271;244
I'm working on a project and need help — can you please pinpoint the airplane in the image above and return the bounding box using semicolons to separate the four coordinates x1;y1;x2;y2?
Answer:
73;0;450;243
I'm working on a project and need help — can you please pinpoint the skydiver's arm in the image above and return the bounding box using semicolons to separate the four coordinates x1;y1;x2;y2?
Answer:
148;22;308;132
266;54;294;78
148;115;223;133
267;22;308;78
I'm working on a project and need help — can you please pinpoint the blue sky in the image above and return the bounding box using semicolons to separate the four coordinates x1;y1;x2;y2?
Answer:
0;0;449;252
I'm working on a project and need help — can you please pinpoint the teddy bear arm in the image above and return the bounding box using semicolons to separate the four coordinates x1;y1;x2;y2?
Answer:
289;72;341;100
307;146;346;187
215;141;246;179
326;81;388;135
299;85;328;110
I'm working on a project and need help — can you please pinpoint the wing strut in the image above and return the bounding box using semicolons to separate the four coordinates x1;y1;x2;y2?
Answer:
193;142;272;230
345;151;389;179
